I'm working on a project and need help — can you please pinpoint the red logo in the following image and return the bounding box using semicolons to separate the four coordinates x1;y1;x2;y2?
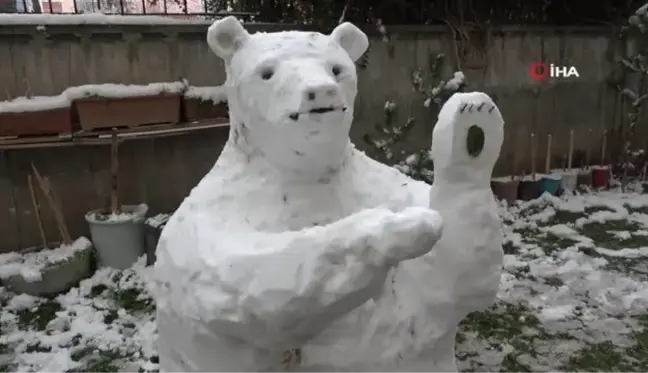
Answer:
529;62;549;81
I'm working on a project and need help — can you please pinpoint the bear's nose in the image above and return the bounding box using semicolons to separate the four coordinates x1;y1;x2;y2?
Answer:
304;82;338;102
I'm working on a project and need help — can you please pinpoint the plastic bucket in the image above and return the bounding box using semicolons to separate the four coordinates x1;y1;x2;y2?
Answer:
518;180;542;201
85;204;148;270
577;171;593;188
592;167;610;188
557;170;578;192
491;179;519;204
539;175;562;195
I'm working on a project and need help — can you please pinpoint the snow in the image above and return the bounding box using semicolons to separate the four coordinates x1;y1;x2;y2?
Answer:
0;95;71;114
425;91;504;367
155;16;501;371
0;237;92;282
1;82;185;114
445;71;466;91
1;257;157;372
0;13;212;26
184;86;227;103
145;214;171;229
64;82;185;100
2;189;648;371
85;204;148;224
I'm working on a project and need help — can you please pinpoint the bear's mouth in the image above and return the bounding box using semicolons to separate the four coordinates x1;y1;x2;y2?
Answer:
289;106;347;121
310;107;338;114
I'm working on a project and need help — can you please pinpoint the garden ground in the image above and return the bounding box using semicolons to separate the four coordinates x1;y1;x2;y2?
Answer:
2;188;648;372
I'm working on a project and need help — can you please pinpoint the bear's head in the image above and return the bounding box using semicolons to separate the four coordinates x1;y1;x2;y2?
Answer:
207;17;368;180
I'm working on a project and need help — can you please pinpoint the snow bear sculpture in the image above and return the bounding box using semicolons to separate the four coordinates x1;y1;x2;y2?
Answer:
152;16;503;372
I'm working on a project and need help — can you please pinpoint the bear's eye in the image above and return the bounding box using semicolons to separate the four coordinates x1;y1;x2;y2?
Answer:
261;68;274;80
332;65;342;76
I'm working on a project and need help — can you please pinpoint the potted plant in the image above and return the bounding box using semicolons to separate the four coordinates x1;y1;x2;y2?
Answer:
144;213;172;266
553;129;578;193
69;82;185;132
0;93;72;138
491;175;520;204
183;85;229;123
0;167;93;296
0;238;93;296
85;129;148;270
538;134;562;195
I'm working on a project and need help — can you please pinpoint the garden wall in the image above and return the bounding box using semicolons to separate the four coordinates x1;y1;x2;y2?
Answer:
0;18;640;251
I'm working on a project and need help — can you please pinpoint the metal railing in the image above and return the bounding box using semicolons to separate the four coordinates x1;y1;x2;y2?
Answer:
2;0;258;18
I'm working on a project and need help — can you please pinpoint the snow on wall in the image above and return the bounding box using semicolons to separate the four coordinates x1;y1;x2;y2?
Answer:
0;82;223;114
184;86;227;103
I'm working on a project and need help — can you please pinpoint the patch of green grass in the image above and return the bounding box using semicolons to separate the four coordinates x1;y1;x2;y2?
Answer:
513;226;543;245
501;353;532;372
503;241;517;255
112;288;154;314
543;205;613;226
563;341;628;371
536;233;579;254
67;346;126;372
24;342;51;353
624;204;648;214
624;314;648;370
462;302;544;357
90;284;108;297
16;299;62;331
579;219;643;247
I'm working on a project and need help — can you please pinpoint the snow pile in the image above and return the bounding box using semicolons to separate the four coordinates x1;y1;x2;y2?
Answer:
455;189;648;371
145;214;171;229
0;256;157;373
0;95;71;114
1;82;186;114
2;190;648;371
184;86;227;103
0;237;92;282
64;82;186;100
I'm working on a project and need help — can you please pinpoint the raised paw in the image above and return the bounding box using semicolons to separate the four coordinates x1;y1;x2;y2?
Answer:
431;91;505;174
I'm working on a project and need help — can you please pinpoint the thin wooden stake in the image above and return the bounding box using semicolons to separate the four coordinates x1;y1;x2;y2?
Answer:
584;128;593;169
110;128;122;215
511;130;518;181
601;130;607;166
531;133;536;181
28;174;47;249
567;129;574;169
31;163;71;244
545;134;552;174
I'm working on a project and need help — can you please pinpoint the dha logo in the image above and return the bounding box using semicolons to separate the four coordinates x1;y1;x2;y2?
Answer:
529;62;580;81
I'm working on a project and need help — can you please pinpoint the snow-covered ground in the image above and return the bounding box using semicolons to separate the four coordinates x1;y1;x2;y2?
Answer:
2;189;648;372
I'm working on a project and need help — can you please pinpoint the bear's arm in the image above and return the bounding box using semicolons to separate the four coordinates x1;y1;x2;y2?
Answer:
154;209;393;352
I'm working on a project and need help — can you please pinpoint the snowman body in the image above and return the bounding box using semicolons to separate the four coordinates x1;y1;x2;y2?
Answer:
152;16;504;372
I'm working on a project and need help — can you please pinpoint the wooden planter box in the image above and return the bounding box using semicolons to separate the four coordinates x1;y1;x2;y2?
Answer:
183;97;228;122
75;93;182;131
0;107;72;137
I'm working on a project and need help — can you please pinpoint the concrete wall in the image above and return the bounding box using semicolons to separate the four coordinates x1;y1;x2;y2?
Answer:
0;21;640;251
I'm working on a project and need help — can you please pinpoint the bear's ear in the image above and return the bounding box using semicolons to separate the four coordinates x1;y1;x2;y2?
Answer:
330;22;369;62
207;16;250;60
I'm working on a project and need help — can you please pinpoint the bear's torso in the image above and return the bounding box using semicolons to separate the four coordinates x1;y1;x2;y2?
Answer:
157;145;470;371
